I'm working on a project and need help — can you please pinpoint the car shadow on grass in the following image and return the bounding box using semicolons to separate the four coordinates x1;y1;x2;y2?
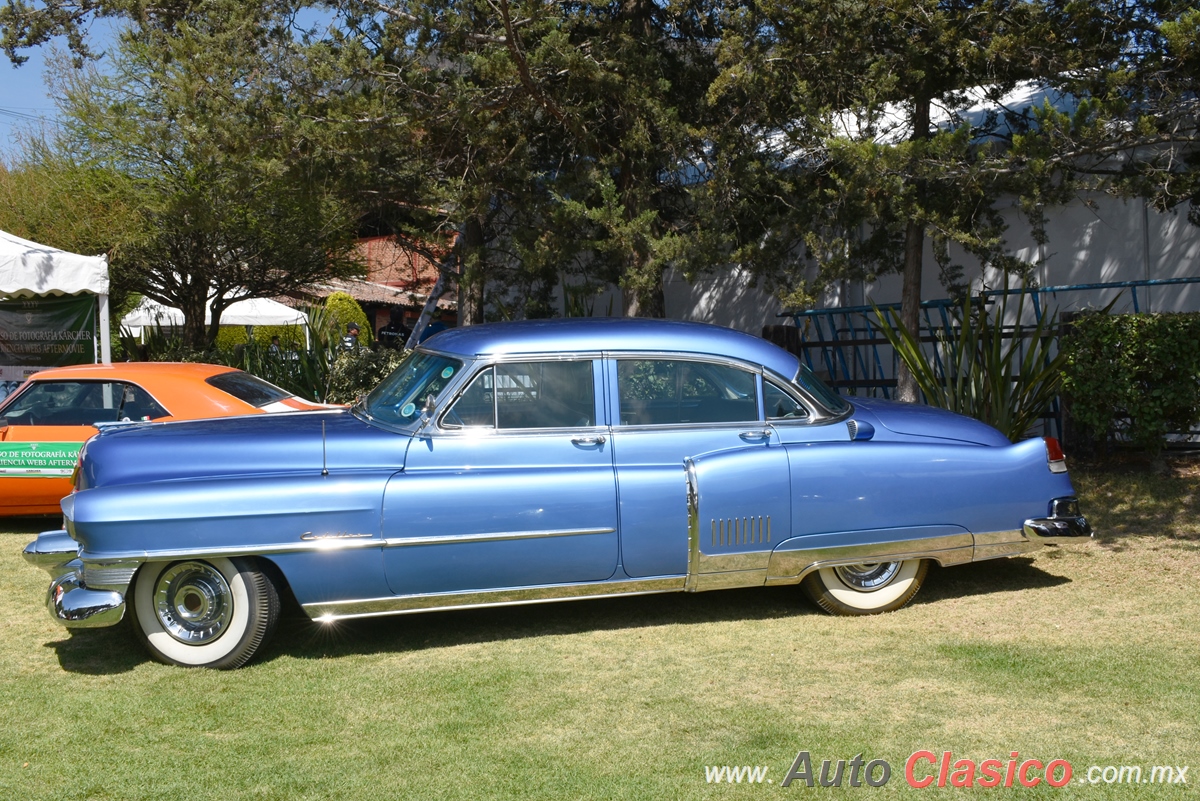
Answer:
920;556;1070;603
42;557;1072;673
270;557;1070;663
46;625;149;674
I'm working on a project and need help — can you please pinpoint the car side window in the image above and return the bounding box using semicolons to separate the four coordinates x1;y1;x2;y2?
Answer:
443;369;496;427
0;381;168;426
764;381;810;421
617;359;758;425
443;361;595;430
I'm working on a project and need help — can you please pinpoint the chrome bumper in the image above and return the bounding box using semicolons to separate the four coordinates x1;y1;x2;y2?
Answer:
1023;497;1093;544
25;529;128;629
46;573;126;628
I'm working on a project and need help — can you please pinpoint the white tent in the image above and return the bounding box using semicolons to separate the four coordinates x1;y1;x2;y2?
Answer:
0;229;111;364
122;296;309;342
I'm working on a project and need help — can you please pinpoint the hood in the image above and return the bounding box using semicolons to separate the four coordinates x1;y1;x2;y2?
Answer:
851;398;1010;447
78;409;409;490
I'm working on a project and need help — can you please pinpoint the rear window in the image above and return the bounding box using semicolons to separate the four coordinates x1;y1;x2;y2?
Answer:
204;371;292;408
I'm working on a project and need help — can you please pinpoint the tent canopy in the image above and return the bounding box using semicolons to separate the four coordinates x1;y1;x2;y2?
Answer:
0;229;110;296
122;296;308;328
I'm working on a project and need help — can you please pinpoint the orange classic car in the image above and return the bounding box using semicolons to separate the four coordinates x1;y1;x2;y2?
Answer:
0;362;326;516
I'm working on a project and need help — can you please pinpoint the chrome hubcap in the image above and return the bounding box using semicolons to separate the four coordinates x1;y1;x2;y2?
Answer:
154;562;232;644
833;562;901;592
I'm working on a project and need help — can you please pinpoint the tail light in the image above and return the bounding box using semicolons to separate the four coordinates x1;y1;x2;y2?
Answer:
1044;437;1067;473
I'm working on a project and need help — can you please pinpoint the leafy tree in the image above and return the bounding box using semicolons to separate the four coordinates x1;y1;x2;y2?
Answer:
10;0;362;347
708;0;1199;400
338;0;722;319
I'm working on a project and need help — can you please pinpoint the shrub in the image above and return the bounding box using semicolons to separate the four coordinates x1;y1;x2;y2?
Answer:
1061;312;1200;453
874;291;1066;442
326;347;408;404
324;292;373;346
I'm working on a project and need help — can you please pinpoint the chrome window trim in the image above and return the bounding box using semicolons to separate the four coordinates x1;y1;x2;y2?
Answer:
610;352;763;429
761;374;814;423
436;356;603;434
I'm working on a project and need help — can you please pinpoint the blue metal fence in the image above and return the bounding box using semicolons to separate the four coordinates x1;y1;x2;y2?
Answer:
769;277;1200;438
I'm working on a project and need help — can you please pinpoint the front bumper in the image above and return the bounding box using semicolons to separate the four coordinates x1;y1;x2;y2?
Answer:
24;529;129;629
1023;497;1094;544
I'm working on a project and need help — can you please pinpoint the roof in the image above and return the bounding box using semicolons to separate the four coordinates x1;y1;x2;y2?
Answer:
423;318;801;377
0;229;110;296
300;277;458;310
121;296;308;328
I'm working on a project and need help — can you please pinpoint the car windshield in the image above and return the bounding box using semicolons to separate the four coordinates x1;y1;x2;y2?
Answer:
794;364;850;415
358;351;464;429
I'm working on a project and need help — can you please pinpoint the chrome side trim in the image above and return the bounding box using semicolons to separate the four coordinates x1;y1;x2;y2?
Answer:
695;551;771;573
688;569;768;591
78;538;383;563
685;459;700;591
711;515;771;546
302;576;686;620
81;560;141;592
764;532;975;586
382;527;615;548
972;529;1040;561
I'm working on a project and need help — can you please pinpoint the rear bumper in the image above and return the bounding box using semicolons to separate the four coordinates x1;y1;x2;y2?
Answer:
1023;497;1093;544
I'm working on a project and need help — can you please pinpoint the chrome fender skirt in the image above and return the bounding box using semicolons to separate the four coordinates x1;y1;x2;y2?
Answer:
764;526;975;587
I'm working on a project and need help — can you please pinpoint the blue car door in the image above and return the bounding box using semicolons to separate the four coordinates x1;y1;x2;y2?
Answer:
608;356;784;578
381;357;619;596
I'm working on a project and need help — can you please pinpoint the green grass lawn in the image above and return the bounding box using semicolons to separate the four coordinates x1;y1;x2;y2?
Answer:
2;461;1198;800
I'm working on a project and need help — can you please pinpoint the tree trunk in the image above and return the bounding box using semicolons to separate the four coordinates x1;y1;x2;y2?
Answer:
622;274;666;318
178;289;209;351
895;220;925;402
895;93;932;404
457;215;486;326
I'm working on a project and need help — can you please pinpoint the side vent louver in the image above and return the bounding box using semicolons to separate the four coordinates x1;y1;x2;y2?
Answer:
847;419;858;440
711;516;771;547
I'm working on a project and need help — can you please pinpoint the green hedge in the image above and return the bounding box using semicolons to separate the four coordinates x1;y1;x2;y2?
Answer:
1061;312;1200;452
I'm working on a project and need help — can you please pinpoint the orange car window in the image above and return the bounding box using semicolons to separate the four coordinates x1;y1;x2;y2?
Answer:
203;371;292;408
0;381;169;426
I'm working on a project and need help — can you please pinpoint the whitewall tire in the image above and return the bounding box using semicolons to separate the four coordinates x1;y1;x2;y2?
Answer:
132;557;280;669
801;559;928;616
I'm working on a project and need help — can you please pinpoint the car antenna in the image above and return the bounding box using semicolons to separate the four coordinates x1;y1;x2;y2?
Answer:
321;420;329;477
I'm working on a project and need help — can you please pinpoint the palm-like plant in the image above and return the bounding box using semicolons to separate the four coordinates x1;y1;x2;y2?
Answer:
873;291;1066;442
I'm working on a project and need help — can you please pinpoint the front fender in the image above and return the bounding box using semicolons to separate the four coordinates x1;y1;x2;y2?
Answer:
68;471;392;559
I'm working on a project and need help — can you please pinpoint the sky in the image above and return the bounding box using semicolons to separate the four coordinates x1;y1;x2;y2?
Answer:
0;45;60;157
0;22;121;160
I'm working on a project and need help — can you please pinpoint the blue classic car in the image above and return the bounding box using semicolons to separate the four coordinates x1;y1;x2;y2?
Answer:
24;319;1091;668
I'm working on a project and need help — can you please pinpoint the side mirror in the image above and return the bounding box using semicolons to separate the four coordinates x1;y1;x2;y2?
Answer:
416;394;437;432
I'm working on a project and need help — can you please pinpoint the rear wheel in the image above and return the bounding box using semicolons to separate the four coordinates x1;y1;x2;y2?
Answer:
801;559;928;615
131;557;279;668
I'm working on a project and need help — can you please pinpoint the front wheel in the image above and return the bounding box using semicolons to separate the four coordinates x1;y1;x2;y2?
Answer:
801;559;928;616
131;557;280;669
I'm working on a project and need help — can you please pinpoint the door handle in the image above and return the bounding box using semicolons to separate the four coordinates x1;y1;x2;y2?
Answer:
739;429;771;441
571;435;607;446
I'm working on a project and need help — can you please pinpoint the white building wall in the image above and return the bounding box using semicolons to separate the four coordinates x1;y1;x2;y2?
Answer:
648;193;1200;335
